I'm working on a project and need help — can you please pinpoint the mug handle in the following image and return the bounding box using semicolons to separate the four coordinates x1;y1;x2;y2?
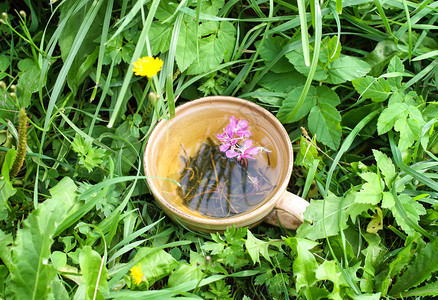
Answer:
264;191;309;230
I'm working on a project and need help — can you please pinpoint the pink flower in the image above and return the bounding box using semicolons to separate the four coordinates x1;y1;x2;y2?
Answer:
216;116;260;161
228;116;251;138
239;140;259;160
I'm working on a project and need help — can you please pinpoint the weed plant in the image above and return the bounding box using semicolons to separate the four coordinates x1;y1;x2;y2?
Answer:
0;0;437;299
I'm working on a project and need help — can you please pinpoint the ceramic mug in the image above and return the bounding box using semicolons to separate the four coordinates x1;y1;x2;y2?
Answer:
143;96;309;233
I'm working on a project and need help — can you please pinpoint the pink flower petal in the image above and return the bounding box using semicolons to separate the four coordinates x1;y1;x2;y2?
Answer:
220;143;230;152
226;149;240;158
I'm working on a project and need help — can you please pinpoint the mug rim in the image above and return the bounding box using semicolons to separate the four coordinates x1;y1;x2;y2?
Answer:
143;96;293;228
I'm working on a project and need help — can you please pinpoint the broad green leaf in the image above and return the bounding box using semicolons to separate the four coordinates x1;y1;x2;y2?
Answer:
111;119;141;174
0;230;13;270
168;264;204;287
0;55;10;80
392;194;426;236
372;150;396;186
286;237;318;292
320;36;341;63
387;56;404;90
365;39;399;76
315;85;340;106
297;193;351;240
133;247;178;289
16;58;42;107
175;19;197;72
187;22;236;75
105;35;123;65
47;277;69;300
315;260;346;300
256;36;293;73
187;35;223;75
361;234;385;293
245;230;271;265
390;238;438;296
377;238;414;296
401;281;438;298
79;246;108;300
149;22;172;56
295;136;320;168
308;102;342;150
352;76;391;102
326;56;371;84
354;293;382;300
0;178;14;221
377;104;409;135
258;70;306;93
286;49;328;81
51;251;67;270
276;85;317;123
250;88;284;107
49;177;78;207
10;196;67;300
218;21;237;63
59;0;105;92
344;191;375;222
355;172;383;205
394;117;422;152
382;192;395;209
367;207;383;234
154;0;177;20
201;0;224;15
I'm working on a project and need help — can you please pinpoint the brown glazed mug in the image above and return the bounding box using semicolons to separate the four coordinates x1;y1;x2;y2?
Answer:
143;96;309;233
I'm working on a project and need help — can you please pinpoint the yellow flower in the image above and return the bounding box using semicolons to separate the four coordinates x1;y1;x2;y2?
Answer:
132;56;163;78
130;264;143;285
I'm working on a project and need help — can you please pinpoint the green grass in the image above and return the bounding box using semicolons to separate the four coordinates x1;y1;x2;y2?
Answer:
0;0;438;299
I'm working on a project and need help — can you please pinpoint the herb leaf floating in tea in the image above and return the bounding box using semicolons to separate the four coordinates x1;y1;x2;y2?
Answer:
178;117;274;218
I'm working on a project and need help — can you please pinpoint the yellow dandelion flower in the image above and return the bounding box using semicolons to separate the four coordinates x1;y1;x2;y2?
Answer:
130;264;143;285
132;56;163;78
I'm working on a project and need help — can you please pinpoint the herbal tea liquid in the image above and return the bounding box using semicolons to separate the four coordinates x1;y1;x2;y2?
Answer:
160;112;286;219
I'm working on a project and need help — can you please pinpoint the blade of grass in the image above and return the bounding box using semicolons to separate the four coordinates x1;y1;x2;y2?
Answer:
373;0;396;40
164;11;184;118
90;0;114;102
107;0;148;43
402;0;413;62
336;0;343;14
405;59;438;89
297;0;310;66
107;0;161;128
302;159;320;199
280;0;322;123
329;2;342;60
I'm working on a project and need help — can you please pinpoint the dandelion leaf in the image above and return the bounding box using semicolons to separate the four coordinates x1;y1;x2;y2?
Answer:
133;247;178;289
390;238;438;296
10;197;67;300
79;246;108;300
297;193;349;240
285;237;318;292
